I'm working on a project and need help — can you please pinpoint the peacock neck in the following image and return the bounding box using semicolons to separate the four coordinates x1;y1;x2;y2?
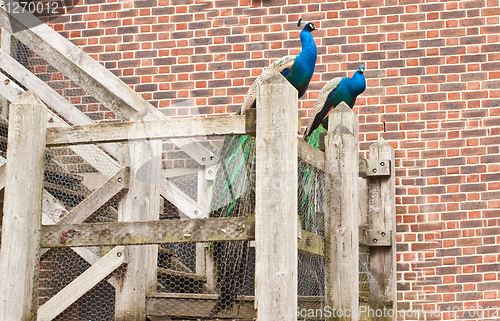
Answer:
299;31;317;70
348;71;366;96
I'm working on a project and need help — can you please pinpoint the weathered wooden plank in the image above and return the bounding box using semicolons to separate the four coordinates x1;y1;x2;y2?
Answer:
160;176;206;218
0;91;47;320
0;161;6;191
255;74;298;321
0;29;11;119
298;136;325;170
157;267;207;282
0;68;24;102
115;139;162;320
56;167;130;225
324;124;359;320
147;293;256;320
146;294;323;320
46;115;246;146
365;138;396;319
40;216;255;247
37;246;126;321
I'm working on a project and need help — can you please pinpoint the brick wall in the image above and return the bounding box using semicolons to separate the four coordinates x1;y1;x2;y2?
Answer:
33;0;500;319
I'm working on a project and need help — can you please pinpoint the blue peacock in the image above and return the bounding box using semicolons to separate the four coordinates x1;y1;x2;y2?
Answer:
303;65;367;146
208;20;317;317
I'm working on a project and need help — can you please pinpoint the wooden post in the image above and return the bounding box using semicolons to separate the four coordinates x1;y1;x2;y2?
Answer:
115;121;162;320
324;105;359;321
255;74;298;321
196;167;215;290
366;138;396;319
0;91;47;320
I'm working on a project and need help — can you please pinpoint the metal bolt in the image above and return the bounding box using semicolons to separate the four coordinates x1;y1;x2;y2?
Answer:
372;168;377;173
202;157;206;162
4;79;9;85
373;238;378;243
208;170;213;174
117;252;122;257
210;156;214;161
194;210;198;215
118;177;122;182
381;232;386;237
380;161;385;166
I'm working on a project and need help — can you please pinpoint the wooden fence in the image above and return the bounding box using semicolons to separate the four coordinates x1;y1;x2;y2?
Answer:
0;7;396;321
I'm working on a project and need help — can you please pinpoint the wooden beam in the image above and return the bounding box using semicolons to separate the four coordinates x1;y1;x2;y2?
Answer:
147;293;256;320
324;106;360;321
0;91;47;320
115;139;162;320
298;136;325;170
169;137;218;167
157;267;207;282
146;293;323;320
0;161;6;190
0;29;11;119
365;138;396;319
255;74;298;321
160;176;206;218
40;216;255;247
45;116;246;146
37;246;126;321
56;167;130;225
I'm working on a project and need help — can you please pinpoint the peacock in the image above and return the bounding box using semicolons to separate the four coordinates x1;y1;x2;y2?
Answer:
303;65;366;145
208;20;317;318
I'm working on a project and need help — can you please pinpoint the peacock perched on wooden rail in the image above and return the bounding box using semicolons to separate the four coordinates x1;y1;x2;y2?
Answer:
208;20;317;317
303;65;366;147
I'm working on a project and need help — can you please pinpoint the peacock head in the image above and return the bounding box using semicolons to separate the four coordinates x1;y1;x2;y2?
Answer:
358;65;365;74
298;18;316;32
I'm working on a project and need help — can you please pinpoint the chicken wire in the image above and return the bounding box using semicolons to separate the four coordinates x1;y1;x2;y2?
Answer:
297;158;326;316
